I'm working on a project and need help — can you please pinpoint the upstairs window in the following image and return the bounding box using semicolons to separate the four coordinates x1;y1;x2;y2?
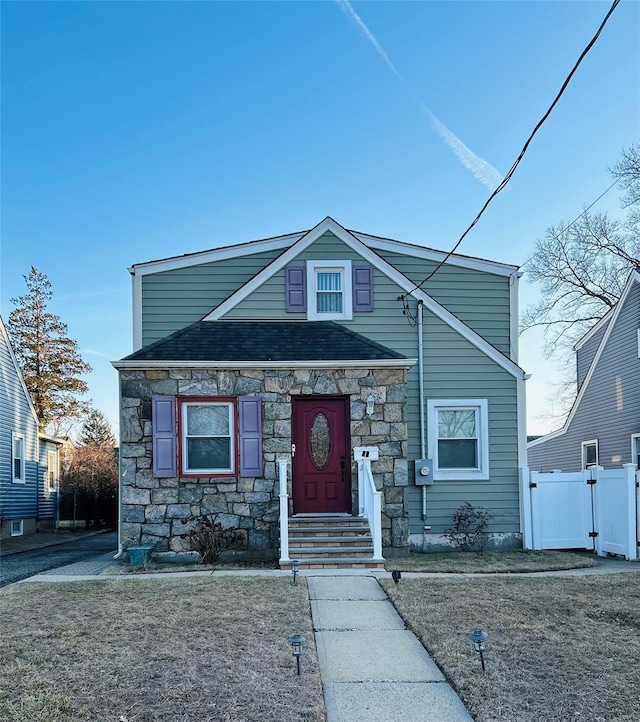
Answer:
428;400;489;480
12;432;25;483
582;440;598;469
307;261;353;321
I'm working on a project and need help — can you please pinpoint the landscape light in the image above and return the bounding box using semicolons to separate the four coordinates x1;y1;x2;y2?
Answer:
468;629;488;672
291;559;300;585
287;633;306;675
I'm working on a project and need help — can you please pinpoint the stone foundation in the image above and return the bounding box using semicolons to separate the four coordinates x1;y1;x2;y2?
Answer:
119;366;409;555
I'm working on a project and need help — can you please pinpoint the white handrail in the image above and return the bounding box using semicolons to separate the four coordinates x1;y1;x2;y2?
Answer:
358;456;383;560
278;460;289;563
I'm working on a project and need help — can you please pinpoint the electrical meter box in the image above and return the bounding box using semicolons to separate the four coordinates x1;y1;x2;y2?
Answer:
414;459;434;485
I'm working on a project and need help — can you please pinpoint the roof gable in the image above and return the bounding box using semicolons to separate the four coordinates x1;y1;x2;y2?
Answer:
528;268;640;449
202;217;523;380
0;315;39;426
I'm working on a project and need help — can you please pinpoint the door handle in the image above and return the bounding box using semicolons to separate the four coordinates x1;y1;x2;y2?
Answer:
340;455;345;481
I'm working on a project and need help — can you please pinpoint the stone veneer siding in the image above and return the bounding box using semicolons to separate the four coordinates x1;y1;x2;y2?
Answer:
119;367;409;555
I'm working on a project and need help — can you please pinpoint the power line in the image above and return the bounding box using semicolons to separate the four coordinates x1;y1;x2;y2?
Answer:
403;0;621;298
520;178;620;269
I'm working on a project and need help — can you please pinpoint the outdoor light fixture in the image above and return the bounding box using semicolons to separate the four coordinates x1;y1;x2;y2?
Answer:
468;629;488;672
366;394;375;416
391;569;402;585
288;633;306;675
291;559;300;585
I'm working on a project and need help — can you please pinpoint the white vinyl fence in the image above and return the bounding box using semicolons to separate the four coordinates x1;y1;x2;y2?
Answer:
520;464;638;560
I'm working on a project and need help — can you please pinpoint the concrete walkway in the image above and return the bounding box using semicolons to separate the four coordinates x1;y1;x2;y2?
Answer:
308;574;473;722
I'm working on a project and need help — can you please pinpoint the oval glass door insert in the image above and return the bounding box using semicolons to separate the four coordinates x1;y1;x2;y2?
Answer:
310;412;331;469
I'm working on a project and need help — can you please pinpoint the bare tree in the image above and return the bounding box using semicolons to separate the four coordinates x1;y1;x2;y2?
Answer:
521;144;640;424
522;144;640;354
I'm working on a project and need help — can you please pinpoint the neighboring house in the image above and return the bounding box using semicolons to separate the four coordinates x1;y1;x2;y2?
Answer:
113;217;527;562
0;316;61;538
528;268;640;472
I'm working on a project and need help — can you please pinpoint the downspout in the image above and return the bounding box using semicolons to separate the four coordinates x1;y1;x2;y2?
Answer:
113;372;124;559
417;300;427;521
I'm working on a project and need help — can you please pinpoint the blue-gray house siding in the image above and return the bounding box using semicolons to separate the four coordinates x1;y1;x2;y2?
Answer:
0;317;59;536
528;271;640;472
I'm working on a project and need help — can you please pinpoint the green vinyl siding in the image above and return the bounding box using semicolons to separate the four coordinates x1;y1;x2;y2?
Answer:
140;248;282;346
378;250;512;355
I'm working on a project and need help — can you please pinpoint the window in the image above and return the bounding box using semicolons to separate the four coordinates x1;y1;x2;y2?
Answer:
47;450;58;492
427;400;489;480
180;399;235;475
581;440;598;469
12;432;25;483
307;260;352;321
11;520;23;537
632;434;640;469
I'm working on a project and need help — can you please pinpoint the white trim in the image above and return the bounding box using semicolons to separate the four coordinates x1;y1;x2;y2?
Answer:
0;317;40;425
180;400;235;475
517;374;528;469
637;328;640;358
129;231;304;275
353;232;518;277
581;439;599;469
113;358;418;371
12;431;25;484
427;399;490;481
306;260;352;321
11;519;24;537
203;217;524;380
528;270;640;449
573;308;613;351
132;271;143;351
509;272;521;363
631;433;640;468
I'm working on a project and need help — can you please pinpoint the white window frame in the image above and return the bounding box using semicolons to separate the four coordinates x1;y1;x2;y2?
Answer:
12;432;25;484
631;434;640;469
11;519;24;537
306;260;353;321
47;450;59;492
180;400;235;475
581;439;599;469
427;399;489;481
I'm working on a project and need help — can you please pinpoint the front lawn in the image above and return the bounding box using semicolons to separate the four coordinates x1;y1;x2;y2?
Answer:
382;573;640;722
384;549;596;573
0;577;325;722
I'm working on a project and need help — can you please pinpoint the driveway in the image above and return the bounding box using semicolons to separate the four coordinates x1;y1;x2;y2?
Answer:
0;531;117;588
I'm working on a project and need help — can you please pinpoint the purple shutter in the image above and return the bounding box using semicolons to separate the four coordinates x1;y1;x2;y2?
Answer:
152;395;177;477
239;395;263;476
353;265;374;311
286;266;306;312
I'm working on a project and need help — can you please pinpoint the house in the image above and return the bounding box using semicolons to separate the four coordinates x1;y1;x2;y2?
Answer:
528;267;640;472
112;217;527;563
0;316;61;538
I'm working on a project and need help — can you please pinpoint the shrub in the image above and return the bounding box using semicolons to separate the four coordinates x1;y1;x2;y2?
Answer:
444;502;492;554
181;515;242;564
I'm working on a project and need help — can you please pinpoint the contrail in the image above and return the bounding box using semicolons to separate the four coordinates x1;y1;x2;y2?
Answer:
336;0;502;190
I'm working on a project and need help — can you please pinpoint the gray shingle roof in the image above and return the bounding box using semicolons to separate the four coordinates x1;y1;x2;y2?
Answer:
122;321;406;362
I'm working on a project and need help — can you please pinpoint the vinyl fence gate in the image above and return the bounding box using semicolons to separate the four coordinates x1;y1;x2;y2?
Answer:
520;464;638;560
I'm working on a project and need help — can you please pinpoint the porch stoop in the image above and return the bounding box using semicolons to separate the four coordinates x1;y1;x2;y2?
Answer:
280;515;385;570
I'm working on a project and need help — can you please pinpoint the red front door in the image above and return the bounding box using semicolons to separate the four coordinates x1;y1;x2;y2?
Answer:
292;396;351;514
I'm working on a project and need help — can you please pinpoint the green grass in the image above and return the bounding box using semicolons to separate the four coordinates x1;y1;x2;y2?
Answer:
385;549;596;573
382;573;640;722
0;577;325;722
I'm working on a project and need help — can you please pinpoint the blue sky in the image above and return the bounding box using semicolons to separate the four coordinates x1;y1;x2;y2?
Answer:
1;1;638;437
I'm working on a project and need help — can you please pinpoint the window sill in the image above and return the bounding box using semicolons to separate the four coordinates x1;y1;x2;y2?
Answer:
433;470;490;482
